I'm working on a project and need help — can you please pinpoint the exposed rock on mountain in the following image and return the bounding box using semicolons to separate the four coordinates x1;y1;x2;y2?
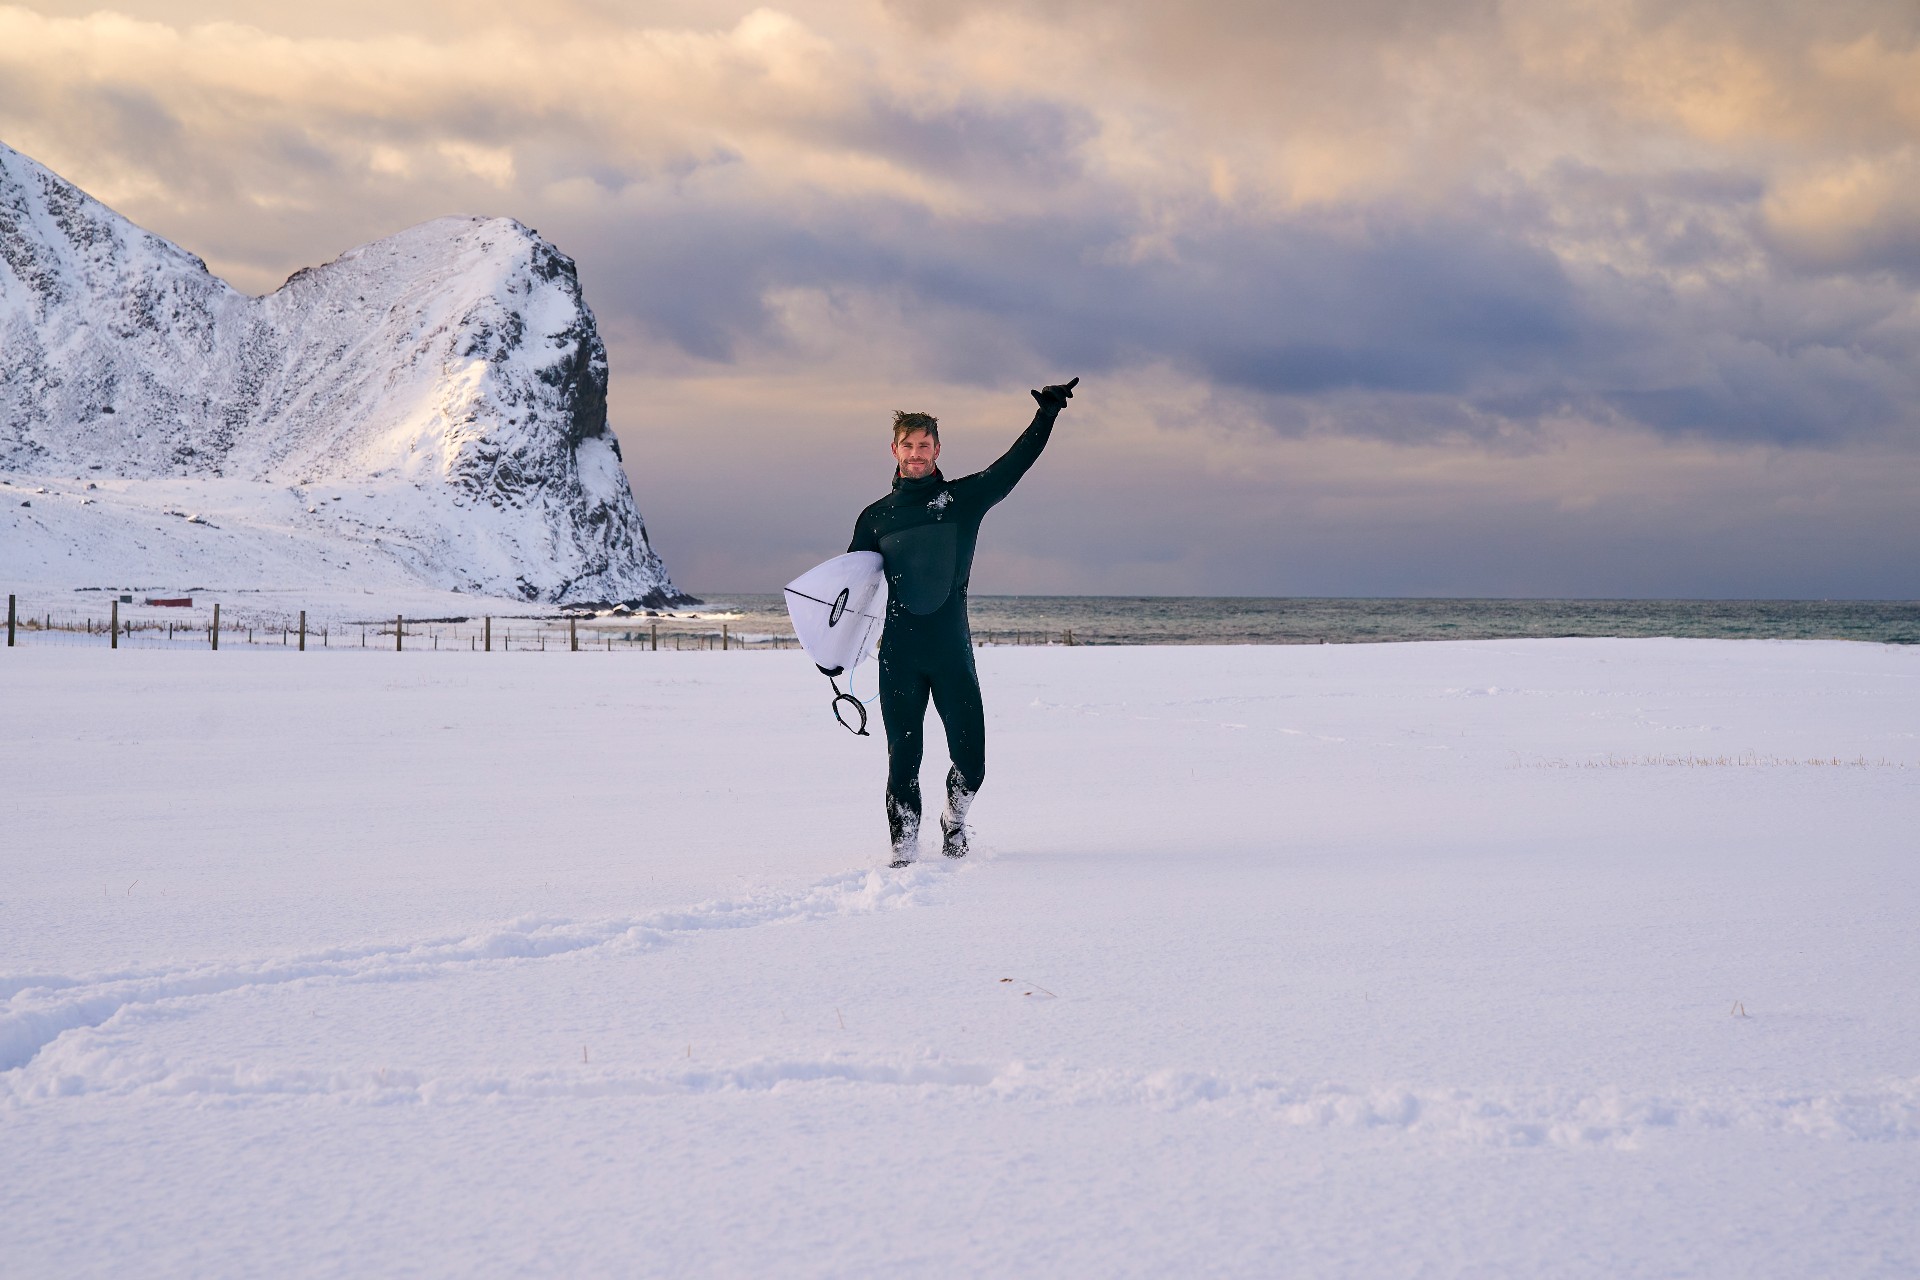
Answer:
0;138;689;605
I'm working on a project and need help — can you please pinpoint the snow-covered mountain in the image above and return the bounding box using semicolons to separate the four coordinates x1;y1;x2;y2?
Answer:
0;139;689;606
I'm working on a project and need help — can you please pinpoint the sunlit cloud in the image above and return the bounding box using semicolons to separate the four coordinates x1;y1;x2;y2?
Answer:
2;0;1916;593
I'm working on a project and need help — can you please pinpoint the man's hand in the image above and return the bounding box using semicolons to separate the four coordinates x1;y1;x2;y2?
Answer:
1031;376;1079;411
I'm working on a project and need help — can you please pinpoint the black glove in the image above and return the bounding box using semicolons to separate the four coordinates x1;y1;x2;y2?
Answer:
1031;376;1079;411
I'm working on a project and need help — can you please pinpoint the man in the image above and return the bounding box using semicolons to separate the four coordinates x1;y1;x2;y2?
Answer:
848;377;1079;866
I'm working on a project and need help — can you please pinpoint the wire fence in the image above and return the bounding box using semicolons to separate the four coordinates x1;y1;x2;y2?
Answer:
2;606;790;654
1;593;1082;654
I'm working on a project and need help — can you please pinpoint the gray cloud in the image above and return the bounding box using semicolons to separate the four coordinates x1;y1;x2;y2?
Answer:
2;0;1917;594
554;166;1916;448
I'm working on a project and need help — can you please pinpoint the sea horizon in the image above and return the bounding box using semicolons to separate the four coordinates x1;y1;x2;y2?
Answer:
688;594;1920;647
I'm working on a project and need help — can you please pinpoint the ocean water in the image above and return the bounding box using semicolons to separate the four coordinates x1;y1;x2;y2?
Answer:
692;595;1920;646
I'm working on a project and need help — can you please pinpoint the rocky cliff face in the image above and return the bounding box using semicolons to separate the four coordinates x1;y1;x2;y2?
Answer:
0;139;688;605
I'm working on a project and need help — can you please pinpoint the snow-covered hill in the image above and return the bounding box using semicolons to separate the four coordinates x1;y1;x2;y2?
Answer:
0;139;688;606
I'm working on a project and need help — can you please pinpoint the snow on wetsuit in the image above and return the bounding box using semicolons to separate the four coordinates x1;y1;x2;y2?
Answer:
847;398;1063;854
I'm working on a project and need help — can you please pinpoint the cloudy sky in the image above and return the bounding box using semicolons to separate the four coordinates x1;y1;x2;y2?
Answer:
4;0;1918;596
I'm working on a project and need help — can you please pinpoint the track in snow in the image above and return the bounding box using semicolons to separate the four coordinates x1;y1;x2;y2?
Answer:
0;861;959;1084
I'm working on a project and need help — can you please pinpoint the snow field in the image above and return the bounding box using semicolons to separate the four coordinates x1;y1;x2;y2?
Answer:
3;639;1918;1277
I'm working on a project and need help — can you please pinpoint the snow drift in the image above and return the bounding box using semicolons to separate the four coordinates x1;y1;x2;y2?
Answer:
0;139;688;605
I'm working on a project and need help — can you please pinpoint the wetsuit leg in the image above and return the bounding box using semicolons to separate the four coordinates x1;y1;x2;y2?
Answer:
927;652;985;796
926;644;985;855
877;646;932;851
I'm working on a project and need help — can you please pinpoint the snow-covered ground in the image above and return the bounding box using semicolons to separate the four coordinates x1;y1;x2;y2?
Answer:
0;470;607;611
4;639;1917;1278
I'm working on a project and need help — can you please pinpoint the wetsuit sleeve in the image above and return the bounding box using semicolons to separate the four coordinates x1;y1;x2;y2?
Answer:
958;405;1059;510
847;507;879;554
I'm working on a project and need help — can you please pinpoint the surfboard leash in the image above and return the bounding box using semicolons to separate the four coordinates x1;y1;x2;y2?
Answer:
828;672;871;736
826;659;884;735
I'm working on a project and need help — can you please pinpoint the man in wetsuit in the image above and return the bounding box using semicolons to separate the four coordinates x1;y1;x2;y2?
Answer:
848;377;1078;866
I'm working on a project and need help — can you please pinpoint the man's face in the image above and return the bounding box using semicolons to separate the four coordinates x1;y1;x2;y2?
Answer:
892;429;940;479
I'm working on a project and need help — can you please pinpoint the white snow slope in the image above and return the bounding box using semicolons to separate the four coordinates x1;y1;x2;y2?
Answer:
3;639;1918;1278
0;139;684;605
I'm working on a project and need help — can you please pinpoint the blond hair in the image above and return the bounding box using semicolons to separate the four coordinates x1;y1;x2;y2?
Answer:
892;410;939;443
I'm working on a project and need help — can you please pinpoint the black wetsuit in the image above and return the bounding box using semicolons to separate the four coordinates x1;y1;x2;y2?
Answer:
847;401;1061;855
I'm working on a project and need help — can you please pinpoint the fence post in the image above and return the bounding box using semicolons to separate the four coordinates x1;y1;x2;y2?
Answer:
212;602;220;651
111;598;119;649
570;616;578;652
6;594;13;647
298;610;306;652
722;623;729;651
484;616;491;652
651;621;658;652
396;615;403;652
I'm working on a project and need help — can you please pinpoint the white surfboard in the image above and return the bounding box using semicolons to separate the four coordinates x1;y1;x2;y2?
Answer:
784;551;888;676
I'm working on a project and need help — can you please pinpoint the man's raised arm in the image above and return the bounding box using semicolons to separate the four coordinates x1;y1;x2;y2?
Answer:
965;377;1078;509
